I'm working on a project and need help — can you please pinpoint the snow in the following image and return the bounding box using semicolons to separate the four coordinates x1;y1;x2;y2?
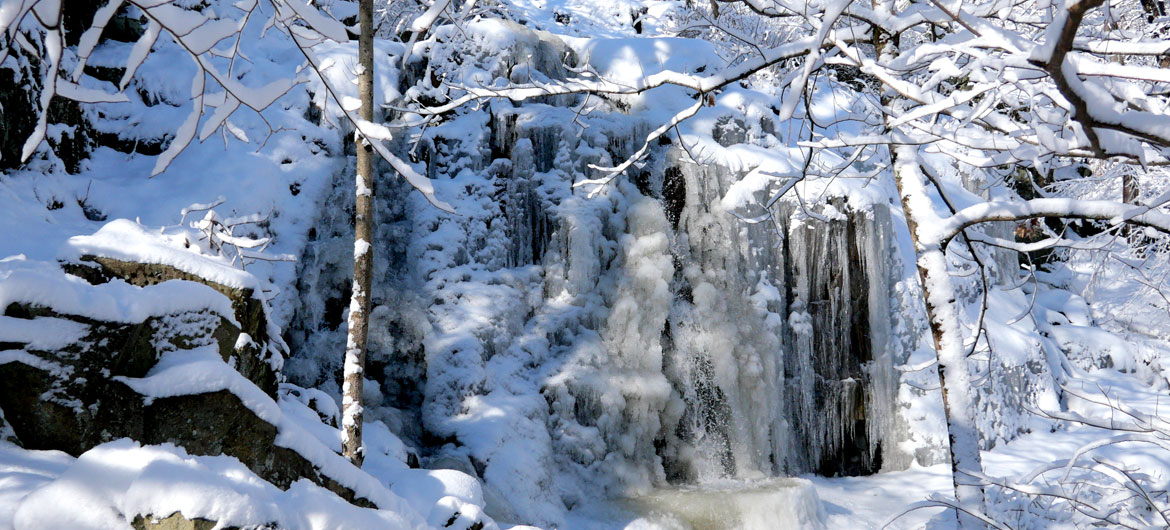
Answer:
937;198;1170;246
60;219;262;292
811;464;953;529
2;439;427;530
119;19;161;90
354;238;371;257
117;346;279;415
0;315;88;351
0;257;238;326
0;349;63;376
29;418;1170;530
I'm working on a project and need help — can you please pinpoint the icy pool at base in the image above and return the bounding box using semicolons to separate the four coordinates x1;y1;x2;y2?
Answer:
566;477;826;530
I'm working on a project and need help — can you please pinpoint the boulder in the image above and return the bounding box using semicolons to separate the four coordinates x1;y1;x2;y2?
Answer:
0;234;376;508
62;255;279;397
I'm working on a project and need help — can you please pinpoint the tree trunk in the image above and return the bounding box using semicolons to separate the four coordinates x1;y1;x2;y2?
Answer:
342;0;375;467
1123;172;1144;245
893;146;986;528
1123;173;1140;205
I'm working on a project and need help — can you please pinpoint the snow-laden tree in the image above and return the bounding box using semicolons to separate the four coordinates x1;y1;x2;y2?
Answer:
342;0;376;467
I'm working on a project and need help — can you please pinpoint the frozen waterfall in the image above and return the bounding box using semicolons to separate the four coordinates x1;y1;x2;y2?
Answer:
284;99;914;526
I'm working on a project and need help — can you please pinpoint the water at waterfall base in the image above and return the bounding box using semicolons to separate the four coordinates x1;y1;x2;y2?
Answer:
563;478;826;530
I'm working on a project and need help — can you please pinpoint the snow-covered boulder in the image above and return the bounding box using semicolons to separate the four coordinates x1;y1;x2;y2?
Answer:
58;219;285;396
0;256;251;457
0;221;411;513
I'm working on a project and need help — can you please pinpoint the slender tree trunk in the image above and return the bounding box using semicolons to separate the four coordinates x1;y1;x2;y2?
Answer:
342;0;375;467
893;146;986;528
1123;173;1140;205
1123;172;1145;245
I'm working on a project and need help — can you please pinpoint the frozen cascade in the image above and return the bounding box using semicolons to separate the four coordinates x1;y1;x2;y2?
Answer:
285;112;910;525
658;155;902;480
284;20;914;526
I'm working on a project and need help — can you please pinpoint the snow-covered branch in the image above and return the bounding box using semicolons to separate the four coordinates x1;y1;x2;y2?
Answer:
416;32;834;115
2;0;454;208
937;199;1170;249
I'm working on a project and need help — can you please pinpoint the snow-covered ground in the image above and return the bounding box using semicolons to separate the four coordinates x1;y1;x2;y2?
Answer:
7;366;1170;530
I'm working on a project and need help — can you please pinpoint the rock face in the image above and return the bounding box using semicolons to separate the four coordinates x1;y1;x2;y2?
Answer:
0;406;18;446
63;255;279;396
131;512;229;530
0;248;370;507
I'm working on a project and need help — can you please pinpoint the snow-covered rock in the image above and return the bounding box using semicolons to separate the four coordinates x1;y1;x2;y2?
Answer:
0;224;432;523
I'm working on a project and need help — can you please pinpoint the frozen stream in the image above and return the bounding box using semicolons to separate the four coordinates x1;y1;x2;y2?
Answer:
564;478;826;530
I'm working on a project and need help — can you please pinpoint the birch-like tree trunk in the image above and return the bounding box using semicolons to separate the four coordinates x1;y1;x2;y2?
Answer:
893;146;986;528
341;0;375;467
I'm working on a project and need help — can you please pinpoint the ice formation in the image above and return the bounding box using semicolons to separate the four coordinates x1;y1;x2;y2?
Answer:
284;21;919;526
615;478;827;530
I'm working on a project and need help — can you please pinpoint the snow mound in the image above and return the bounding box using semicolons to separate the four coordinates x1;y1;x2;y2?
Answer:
5;439;429;530
59;218;261;292
0;255;237;326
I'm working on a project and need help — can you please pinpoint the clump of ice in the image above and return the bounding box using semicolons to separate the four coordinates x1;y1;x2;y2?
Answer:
614;478;826;530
